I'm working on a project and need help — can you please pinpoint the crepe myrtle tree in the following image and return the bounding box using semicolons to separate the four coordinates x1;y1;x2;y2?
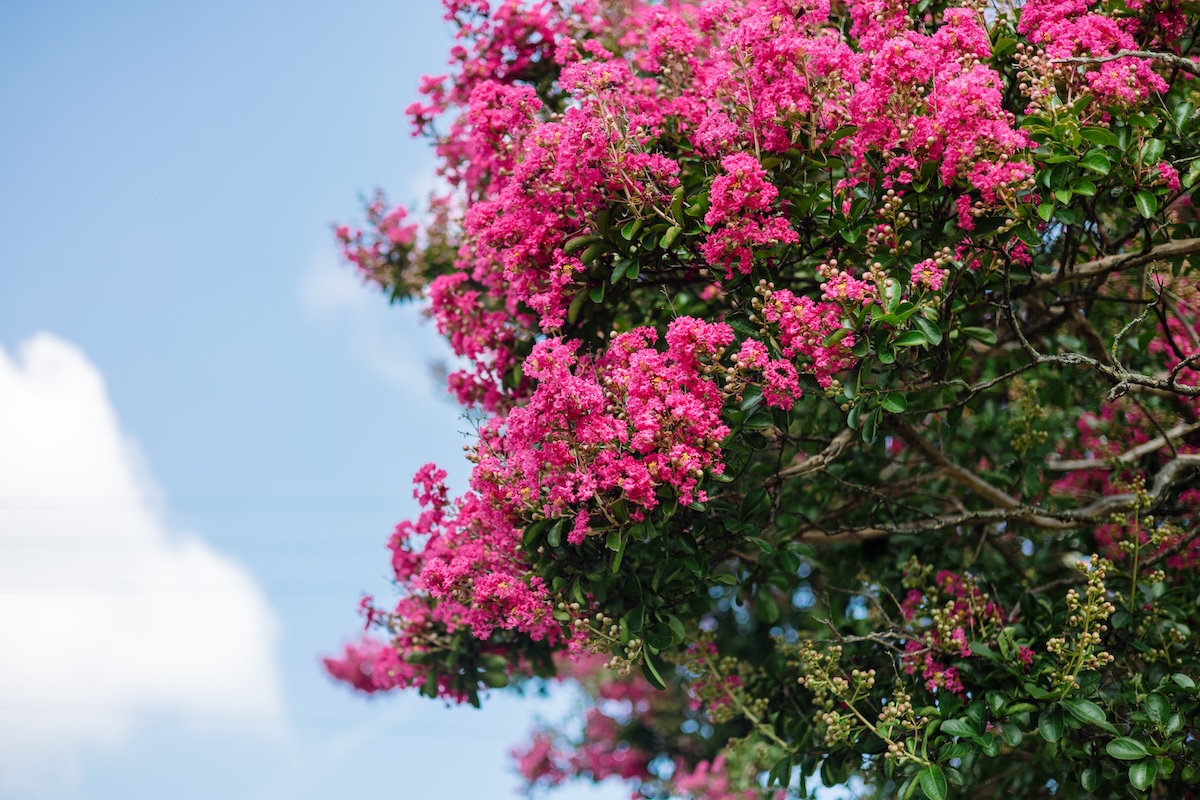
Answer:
325;0;1200;797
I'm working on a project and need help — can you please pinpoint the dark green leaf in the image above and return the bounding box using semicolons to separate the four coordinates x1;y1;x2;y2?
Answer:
894;330;927;347
914;316;943;345
1173;100;1194;130
1038;707;1064;742
1144;692;1169;726
1140;138;1165;166
1129;758;1157;791
1135;190;1158;219
563;234;601;254
1080;127;1119;147
1106;738;1149;760
1063;698;1117;733
644;623;673;652
546;518;564;548
918;765;947;800
641;651;667;689
1081;766;1099;792
881;393;908;413
961;326;998;346
479;669;509;688
665;614;686;645
755;592;780;624
1080;152;1111;174
942;719;976;739
659;225;682;249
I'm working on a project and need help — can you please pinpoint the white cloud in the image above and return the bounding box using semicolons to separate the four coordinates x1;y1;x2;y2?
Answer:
0;333;285;795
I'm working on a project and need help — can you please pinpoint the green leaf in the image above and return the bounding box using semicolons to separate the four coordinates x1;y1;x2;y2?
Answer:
755;591;781;624
1171;673;1196;690
579;242;608;265
894;330;927;347
1063;698;1117;733
1038;707;1064;742
1135;190;1158;219
1107;738;1150;760
1081;766;1099;792
881;393;908;413
665;614;686;645
1140;138;1165;167
1072;180;1097;196
744;410;774;430
522;519;548;548
479;669;509;688
1080;151;1111;175
610;259;631;284
941;718;977;739
640;650;667;689
1080;126;1120;147
546;518;564;548
1129;758;1157;791
961;326;998;346
567;291;587;323
742;487;772;516
1037;202;1054;222
563;234;601;254
1144;692;1170;726
826;125;858;143
914;316;943;345
918;765;948;800
659;225;682;249
1173;100;1194;130
620;218;643;241
823;326;851;347
644;623;673;652
622;605;645;635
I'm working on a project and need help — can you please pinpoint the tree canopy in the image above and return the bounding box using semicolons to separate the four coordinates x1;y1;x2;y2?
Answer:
325;0;1200;797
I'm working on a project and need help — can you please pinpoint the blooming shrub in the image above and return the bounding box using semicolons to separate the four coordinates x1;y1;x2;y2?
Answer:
327;0;1200;797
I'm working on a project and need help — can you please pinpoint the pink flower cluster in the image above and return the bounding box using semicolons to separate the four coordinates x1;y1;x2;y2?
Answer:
901;570;1003;695
756;287;857;389
472;318;735;534
672;755;786;800
702;153;799;277
1018;0;1173;107
910;259;948;292
334;192;418;288
845;7;1033;209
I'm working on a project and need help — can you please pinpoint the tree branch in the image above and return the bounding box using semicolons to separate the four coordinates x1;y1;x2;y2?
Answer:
1021;237;1200;294
1053;50;1200;77
1047;420;1200;472
774;428;854;481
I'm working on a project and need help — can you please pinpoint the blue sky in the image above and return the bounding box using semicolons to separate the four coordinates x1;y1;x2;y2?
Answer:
0;2;625;798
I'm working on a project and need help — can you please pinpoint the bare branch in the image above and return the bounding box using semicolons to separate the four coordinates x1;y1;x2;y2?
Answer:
775;428;853;480
1048;421;1200;471
1053;49;1200;77
1022;237;1200;294
795;453;1200;543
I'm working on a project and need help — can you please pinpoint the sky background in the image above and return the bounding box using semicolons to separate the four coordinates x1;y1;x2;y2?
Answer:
0;2;626;798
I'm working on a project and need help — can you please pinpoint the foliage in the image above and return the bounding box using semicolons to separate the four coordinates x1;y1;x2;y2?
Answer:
326;0;1200;797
